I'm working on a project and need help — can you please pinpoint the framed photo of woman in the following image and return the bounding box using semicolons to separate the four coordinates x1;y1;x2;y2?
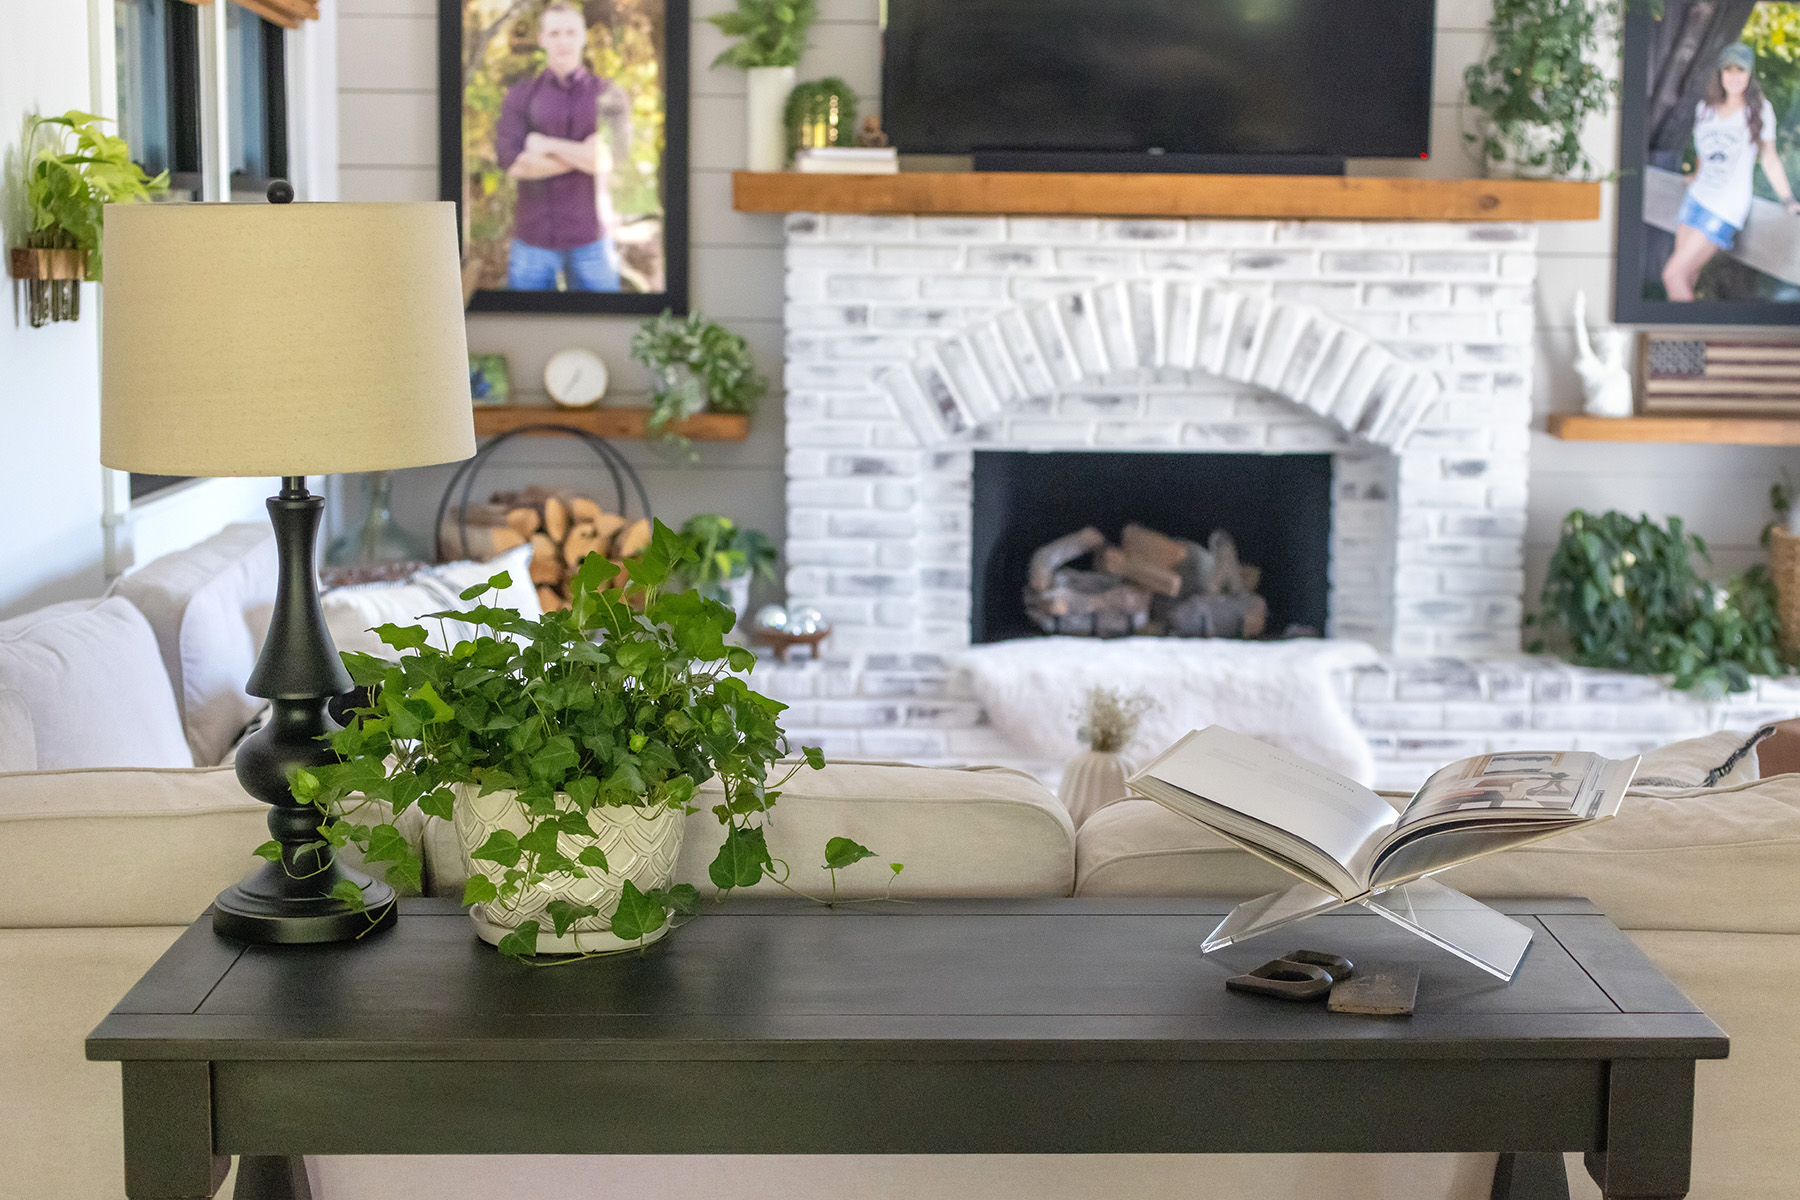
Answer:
439;0;688;314
1617;1;1800;324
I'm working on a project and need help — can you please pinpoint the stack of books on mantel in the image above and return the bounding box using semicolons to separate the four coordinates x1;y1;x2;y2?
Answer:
793;147;899;174
1642;335;1800;416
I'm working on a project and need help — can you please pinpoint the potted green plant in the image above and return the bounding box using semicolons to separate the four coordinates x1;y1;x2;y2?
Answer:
784;76;859;164
1531;509;1785;695
294;521;843;959
11;110;166;327
706;0;819;171
673;513;778;620
1463;0;1619;179
630;309;768;456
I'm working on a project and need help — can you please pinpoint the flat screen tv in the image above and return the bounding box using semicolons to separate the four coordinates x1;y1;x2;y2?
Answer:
881;0;1437;165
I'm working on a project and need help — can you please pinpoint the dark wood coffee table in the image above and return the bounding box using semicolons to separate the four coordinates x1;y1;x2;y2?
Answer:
87;897;1725;1200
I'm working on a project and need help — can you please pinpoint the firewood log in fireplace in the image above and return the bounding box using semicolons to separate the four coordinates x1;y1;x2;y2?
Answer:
1023;524;1267;639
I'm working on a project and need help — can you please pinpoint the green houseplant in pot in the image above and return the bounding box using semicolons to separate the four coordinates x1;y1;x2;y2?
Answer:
14;109;166;326
1463;0;1618;179
295;521;830;959
1531;509;1784;695
673;513;778;620
706;0;818;171
631;309;768;457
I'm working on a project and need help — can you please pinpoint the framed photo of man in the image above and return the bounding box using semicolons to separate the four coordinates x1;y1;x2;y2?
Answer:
439;0;688;314
1617;0;1800;324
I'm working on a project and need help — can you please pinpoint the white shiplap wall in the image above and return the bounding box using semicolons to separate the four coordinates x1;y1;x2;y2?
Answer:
334;0;1800;613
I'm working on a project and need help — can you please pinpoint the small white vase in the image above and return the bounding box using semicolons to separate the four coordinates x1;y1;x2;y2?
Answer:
1058;750;1133;829
1483;122;1562;180
727;573;752;624
453;785;685;954
745;66;797;172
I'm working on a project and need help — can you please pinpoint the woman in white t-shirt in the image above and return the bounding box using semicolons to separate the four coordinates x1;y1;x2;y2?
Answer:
1662;42;1800;301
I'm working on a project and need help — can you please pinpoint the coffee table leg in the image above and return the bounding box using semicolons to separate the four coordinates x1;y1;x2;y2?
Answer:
121;1062;229;1198
233;1156;313;1200
1584;1059;1695;1199
1491;1152;1571;1200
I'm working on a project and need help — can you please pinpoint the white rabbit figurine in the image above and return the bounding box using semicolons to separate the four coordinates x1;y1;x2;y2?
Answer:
1572;290;1634;418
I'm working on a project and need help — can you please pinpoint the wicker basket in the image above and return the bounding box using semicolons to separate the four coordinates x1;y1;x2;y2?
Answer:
1769;526;1800;654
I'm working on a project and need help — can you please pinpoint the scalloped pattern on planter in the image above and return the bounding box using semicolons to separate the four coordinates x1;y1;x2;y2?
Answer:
453;785;684;954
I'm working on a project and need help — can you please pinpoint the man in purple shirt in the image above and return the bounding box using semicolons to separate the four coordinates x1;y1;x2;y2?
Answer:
495;2;631;291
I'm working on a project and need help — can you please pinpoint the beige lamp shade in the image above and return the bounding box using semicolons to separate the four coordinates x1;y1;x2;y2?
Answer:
100;201;475;476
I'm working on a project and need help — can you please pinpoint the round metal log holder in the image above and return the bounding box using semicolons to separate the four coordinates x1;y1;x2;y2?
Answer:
432;423;653;564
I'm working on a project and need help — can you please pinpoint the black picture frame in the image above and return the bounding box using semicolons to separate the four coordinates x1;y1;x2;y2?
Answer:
1616;1;1800;326
438;0;688;315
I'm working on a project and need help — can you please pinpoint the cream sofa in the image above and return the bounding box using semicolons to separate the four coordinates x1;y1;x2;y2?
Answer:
2;529;1795;1200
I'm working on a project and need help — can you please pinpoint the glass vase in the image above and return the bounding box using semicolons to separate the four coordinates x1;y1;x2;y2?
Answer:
327;471;430;566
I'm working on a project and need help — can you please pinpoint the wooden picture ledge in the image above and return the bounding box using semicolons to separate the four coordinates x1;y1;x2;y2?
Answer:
1547;413;1800;445
471;405;750;441
733;172;1602;223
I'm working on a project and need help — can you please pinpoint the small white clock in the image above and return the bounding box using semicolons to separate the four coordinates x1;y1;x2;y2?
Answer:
544;347;609;408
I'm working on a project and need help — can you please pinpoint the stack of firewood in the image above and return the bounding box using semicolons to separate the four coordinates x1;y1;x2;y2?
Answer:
1024;523;1267;639
441;486;650;611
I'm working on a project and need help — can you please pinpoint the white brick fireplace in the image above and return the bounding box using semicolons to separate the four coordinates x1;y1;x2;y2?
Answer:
759;208;1800;789
780;213;1535;657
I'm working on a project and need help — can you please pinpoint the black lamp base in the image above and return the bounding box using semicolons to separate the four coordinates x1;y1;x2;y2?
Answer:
214;478;399;946
215;867;397;944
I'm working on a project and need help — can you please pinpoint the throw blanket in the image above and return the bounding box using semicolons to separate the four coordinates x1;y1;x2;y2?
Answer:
956;637;1380;785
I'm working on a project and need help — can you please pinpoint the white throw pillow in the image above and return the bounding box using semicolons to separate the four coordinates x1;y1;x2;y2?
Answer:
109;522;278;767
323;542;541;662
0;598;192;769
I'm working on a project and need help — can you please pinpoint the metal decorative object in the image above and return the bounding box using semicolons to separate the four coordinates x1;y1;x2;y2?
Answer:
213;477;399;943
9;242;86;327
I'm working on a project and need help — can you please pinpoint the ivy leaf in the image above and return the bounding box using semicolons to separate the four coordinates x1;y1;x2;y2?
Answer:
418;788;455;821
545;898;599;938
462;874;498;906
252;840;282;864
496;921;540;961
384;855;423;896
709;823;771;890
823;836;876;871
577;845;611;874
802;745;826;771
609;879;667;941
363;823;411;865
661;882;701;915
375;623;430;651
470;830;523;868
529;736;580;781
331;879;367;911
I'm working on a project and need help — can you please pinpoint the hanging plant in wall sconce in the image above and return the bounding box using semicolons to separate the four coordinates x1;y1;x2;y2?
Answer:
9;110;166;327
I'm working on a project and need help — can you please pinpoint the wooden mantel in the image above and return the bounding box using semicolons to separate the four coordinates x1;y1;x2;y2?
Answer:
732;172;1600;222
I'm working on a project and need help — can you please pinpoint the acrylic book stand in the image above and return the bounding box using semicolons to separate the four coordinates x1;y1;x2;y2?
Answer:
1202;875;1535;981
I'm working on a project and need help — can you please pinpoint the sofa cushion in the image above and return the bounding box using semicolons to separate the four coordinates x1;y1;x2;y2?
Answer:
1076;769;1800;934
0;691;35;773
420;761;1077;901
111;522;277;766
0;765;263;926
0;597;191;770
322;542;541;661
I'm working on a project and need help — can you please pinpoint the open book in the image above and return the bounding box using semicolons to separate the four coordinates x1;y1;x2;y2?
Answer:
1128;726;1638;902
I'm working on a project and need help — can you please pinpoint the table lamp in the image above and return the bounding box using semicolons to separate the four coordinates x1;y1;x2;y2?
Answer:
100;185;475;943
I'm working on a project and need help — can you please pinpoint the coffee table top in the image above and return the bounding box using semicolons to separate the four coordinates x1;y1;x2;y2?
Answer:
87;897;1726;1065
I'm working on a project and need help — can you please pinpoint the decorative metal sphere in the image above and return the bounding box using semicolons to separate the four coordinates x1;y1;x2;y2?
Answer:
753;604;789;632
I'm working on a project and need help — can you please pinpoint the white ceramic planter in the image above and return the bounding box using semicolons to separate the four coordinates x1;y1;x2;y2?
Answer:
745;66;797;172
1058;750;1133;829
454;785;685;954
1483;122;1561;180
727;573;752;625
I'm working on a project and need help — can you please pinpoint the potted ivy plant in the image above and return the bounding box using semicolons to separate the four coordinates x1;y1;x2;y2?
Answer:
673;513;778;620
295;521;839;959
1463;0;1618;179
630;309;768;456
11;110;166;326
706;0;818;171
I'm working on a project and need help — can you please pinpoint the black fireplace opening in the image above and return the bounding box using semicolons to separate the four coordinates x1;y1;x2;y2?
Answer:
970;450;1334;643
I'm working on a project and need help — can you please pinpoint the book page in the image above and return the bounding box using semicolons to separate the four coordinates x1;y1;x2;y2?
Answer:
1393;751;1610;834
1131;726;1398;888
